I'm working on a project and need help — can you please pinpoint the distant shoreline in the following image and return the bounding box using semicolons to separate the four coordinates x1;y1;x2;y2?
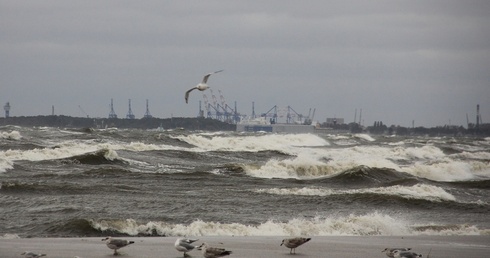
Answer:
0;115;236;131
1;115;489;136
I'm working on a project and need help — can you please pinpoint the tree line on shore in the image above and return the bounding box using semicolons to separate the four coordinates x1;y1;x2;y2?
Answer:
2;115;489;136
324;121;490;136
0;115;235;131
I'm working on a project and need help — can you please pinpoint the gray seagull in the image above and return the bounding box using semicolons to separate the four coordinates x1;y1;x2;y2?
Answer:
102;236;134;255
280;237;311;254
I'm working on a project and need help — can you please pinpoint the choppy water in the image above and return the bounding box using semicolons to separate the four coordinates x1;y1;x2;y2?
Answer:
1;126;489;238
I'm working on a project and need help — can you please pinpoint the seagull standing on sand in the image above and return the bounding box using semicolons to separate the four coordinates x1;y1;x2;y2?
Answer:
20;251;46;258
197;242;232;258
280;237;311;254
185;70;223;103
382;248;412;257
392;250;422;258
102;236;134;255
175;237;199;257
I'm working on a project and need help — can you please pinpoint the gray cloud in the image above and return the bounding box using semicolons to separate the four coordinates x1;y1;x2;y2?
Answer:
1;0;489;127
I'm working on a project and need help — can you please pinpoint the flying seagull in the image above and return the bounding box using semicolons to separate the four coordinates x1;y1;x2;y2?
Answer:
280;237;311;254
175;237;199;257
185;70;223;103
102;236;134;255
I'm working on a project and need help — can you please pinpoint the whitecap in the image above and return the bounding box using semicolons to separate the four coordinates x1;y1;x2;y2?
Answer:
87;212;484;237
0;233;21;239
354;134;375;142
254;184;456;202
172;133;329;153
0;130;22;140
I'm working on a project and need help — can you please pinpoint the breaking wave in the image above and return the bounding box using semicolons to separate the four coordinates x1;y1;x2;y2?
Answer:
253;184;456;202
84;212;484;237
59;149;122;165
0;130;22;140
173;133;329;153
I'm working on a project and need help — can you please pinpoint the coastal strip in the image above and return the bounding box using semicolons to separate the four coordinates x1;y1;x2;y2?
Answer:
2;235;490;257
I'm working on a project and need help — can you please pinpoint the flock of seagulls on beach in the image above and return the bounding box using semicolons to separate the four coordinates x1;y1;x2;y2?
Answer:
20;236;309;257
20;236;430;257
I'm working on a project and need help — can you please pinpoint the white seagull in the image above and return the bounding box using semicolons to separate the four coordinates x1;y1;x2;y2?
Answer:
280;237;311;254
20;251;46;258
197;242;232;258
382;247;412;258
185;70;223;103
393;250;422;258
175;237;199;257
102;236;134;255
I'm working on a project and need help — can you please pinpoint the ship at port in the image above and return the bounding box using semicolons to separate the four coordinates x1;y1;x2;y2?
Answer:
236;116;316;133
235;104;317;133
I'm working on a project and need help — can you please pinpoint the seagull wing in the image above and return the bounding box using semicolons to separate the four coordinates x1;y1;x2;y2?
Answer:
110;239;132;248
201;70;224;84
185;87;197;103
179;242;196;251
183;238;199;244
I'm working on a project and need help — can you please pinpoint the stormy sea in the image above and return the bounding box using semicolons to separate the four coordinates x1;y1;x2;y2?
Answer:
1;125;489;239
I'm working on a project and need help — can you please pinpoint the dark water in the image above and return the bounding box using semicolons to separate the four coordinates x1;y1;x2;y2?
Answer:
1;126;489;238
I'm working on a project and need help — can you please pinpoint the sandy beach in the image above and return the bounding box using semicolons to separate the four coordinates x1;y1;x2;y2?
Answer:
2;235;490;258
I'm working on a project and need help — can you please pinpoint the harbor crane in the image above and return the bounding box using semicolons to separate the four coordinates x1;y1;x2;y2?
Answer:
78;105;89;118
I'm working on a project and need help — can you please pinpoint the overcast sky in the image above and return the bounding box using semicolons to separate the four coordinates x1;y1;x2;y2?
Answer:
1;1;489;127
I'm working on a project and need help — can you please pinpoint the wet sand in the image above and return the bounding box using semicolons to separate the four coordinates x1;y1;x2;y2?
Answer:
2;235;490;257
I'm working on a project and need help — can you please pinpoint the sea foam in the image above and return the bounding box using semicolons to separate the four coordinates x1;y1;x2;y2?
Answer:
173;133;329;153
254;184;456;202
88;212;483;237
241;134;488;181
0;158;14;173
0;131;22;140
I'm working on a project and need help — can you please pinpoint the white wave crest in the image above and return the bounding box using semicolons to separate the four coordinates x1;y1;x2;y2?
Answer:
403;160;482;181
0;158;14;173
90;214;407;236
0;139;182;165
245;142;488;181
354;134;375;142
454;151;490;161
173;133;329;153
244;154;336;179
254;184;456;202
88;212;484;237
0;131;22;140
0;233;21;239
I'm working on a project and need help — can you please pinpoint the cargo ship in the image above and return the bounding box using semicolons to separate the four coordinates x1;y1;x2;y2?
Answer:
236;117;316;133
